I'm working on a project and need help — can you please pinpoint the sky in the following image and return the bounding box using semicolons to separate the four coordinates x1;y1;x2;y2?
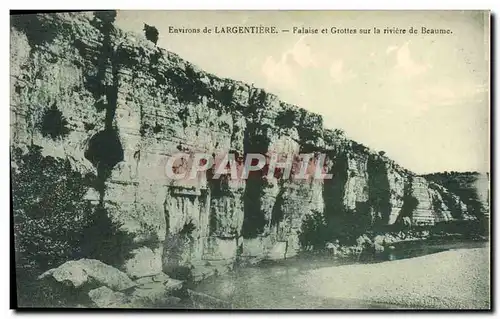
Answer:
116;10;490;174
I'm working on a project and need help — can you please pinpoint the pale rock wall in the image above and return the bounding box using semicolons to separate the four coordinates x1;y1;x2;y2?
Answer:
386;164;406;224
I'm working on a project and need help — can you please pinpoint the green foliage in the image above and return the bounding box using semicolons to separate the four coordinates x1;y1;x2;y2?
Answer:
153;123;163;134
213;85;235;106
166;65;211;104
333;129;345;137
440;192;463;219
39;103;70;140
298;210;330;250
244;122;272;154
432;220;488;239
367;154;391;226
12;145;94;273
275;109;298;129
297;110;323;146
78;205;136;267
163;233;193;281
16;276;93;308
320;152;371;245
12;145;136;306
11;13;60;48
424;171;488;219
351;141;369;153
135;221;161;250
179;220;196;238
431;194;443;215
299;207;371;249
400;195;419;219
271;186;286;226
143;23;159;45
398;176;419;221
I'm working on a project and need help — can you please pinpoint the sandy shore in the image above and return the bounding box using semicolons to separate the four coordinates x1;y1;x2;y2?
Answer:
297;247;490;309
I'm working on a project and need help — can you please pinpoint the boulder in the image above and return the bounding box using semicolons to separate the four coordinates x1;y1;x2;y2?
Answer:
241;237;267;258
373;235;385;245
130;282;170;304
164;278;184;291
135;276;154;285
130;278;184;305
191;266;216;282
267;242;287;260
203;237;238;261
88;286;129;308
374;242;385;253
153;272;170;282
39;259;135;291
134;272;171;285
123;247;163;279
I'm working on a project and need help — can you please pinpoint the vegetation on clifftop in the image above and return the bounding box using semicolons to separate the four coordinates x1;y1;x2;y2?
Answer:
424;171;489;219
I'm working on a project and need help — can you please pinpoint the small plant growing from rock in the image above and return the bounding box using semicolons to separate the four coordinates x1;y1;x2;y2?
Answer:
179;220;196;238
39;103;70;140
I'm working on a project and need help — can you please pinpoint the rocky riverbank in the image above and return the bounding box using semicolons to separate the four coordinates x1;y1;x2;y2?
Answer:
298;247;490;309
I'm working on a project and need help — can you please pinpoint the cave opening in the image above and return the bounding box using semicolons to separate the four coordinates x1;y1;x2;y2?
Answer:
84;128;124;198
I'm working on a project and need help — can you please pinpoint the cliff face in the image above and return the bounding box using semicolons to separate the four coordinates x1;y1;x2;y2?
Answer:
423;172;490;219
10;12;475;278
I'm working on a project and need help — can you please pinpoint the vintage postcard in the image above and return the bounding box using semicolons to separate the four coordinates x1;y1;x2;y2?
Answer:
10;10;490;309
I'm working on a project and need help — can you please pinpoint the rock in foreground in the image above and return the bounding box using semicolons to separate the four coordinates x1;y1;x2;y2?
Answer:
39;259;136;291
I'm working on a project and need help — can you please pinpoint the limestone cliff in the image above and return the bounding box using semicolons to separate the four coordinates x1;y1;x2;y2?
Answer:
10;12;476;279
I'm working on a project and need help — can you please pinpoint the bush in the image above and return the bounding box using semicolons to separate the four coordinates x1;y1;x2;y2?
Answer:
397;176;419;224
143;24;159;45
298;210;330;250
12;145;136;306
12;145;95;273
329;209;371;246
275;109;297;129
39;103;70;140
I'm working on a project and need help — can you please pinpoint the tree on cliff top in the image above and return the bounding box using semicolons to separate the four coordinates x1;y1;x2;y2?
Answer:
144;23;159;45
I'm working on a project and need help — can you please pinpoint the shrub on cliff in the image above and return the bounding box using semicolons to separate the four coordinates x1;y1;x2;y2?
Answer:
424;171;488;219
12;145;93;305
12;146;94;272
144;23;159;45
12;145;135;306
397;178;419;226
298;210;330;250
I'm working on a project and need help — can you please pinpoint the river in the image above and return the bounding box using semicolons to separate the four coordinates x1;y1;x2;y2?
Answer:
191;239;489;309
